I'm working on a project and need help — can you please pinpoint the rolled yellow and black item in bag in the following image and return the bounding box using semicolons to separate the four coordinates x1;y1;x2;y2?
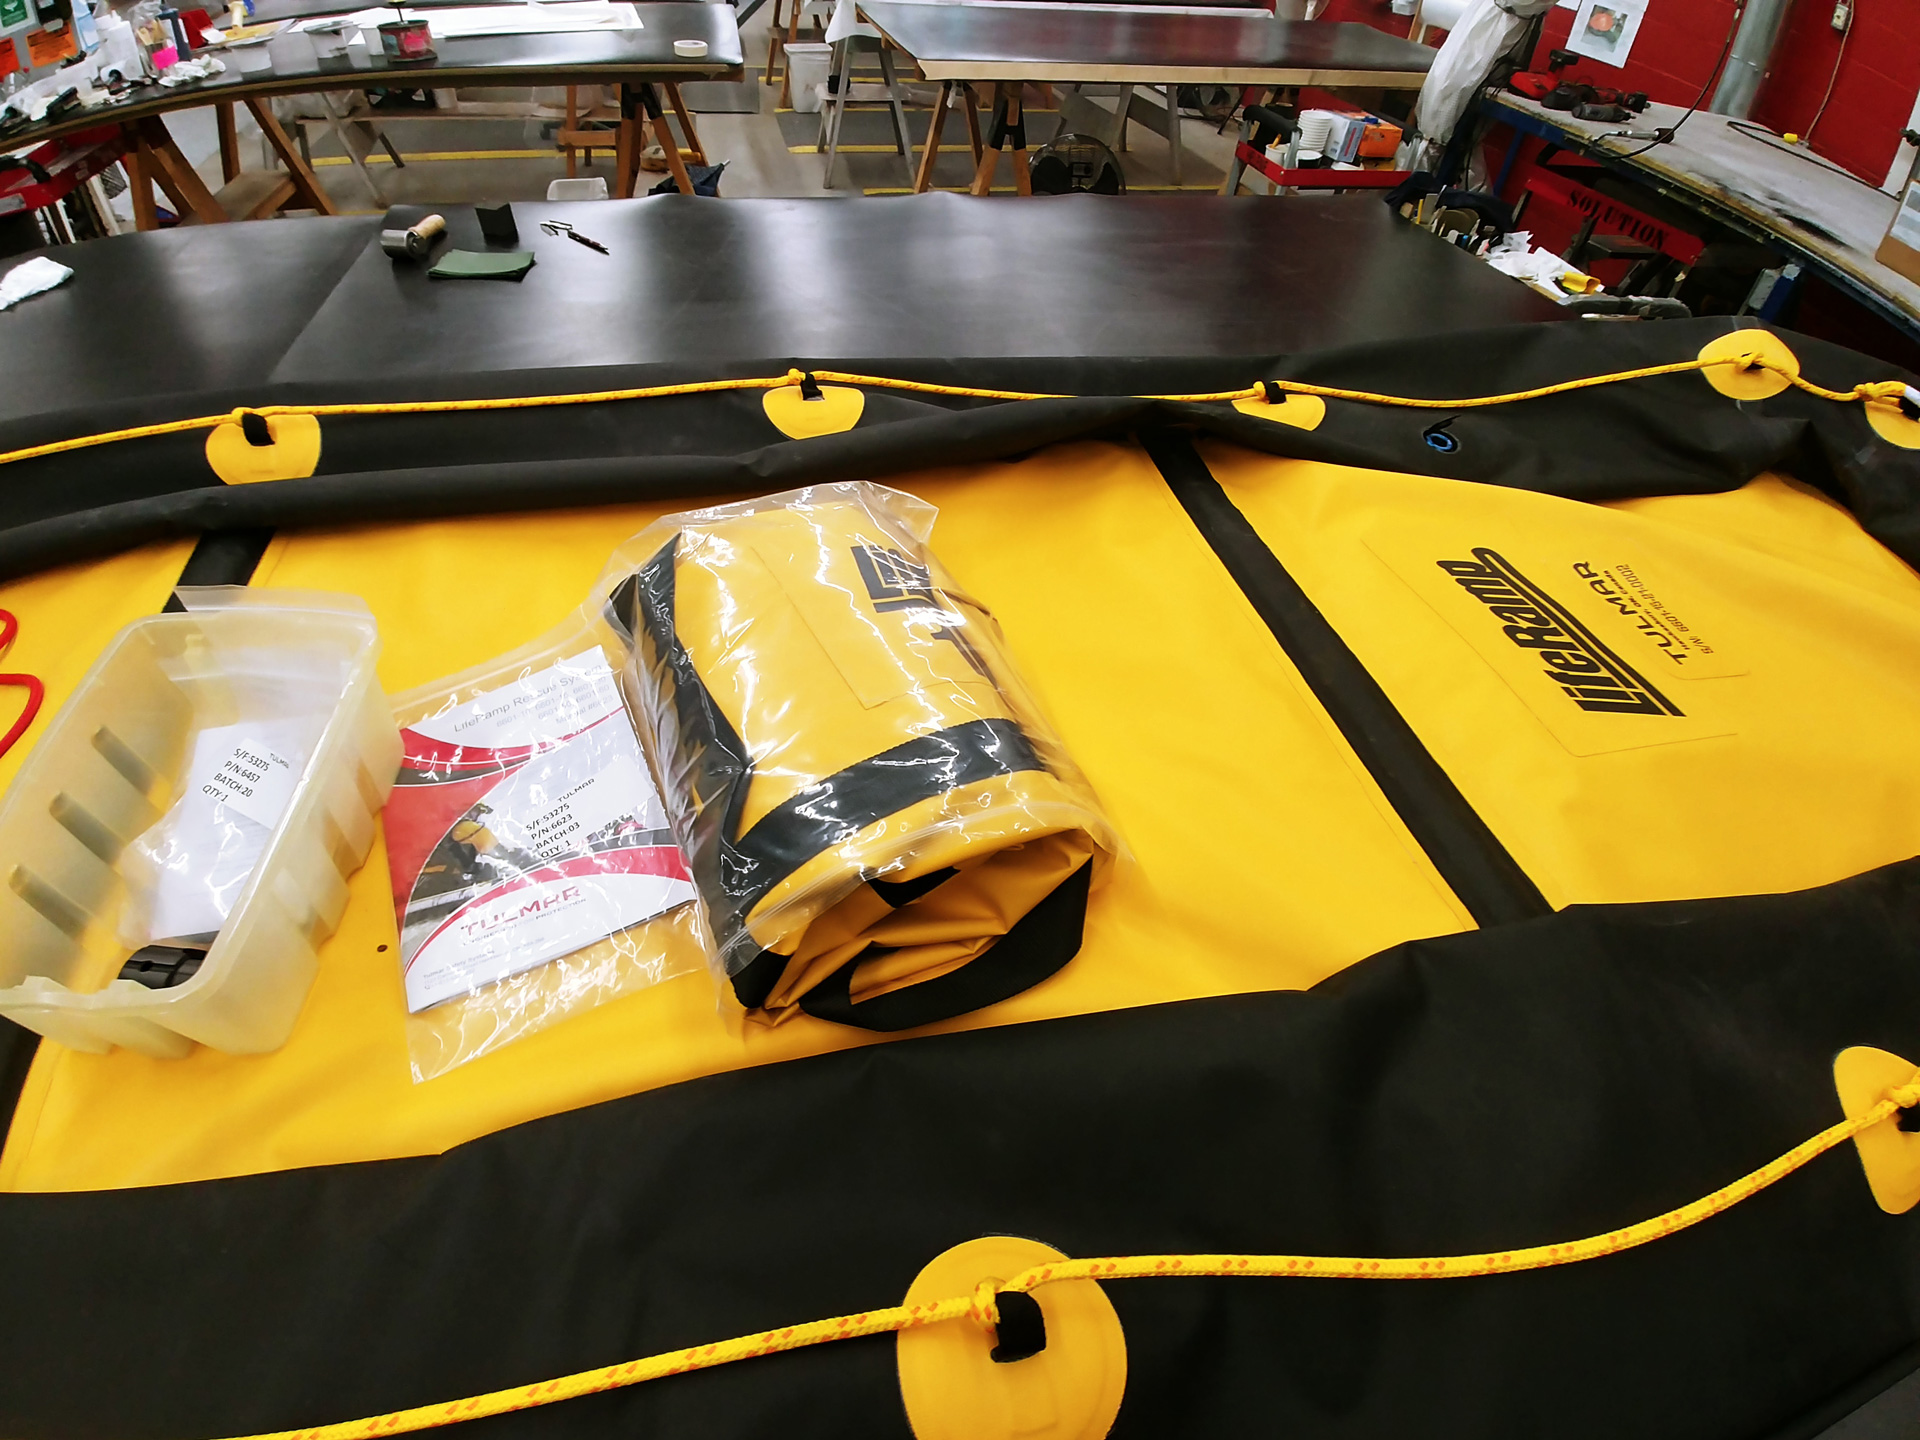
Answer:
605;482;1116;1030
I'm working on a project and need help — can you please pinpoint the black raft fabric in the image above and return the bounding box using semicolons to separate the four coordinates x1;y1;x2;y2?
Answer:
5;317;1920;580
7;858;1920;1438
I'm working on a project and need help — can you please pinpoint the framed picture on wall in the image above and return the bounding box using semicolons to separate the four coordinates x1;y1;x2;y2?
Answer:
1567;0;1646;67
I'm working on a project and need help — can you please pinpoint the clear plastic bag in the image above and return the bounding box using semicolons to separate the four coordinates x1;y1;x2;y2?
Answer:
601;481;1118;1032
386;620;704;1082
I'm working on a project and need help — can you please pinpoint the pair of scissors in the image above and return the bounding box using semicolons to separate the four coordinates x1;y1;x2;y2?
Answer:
538;219;610;255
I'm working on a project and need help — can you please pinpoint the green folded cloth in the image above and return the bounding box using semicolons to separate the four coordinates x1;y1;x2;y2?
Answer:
427;249;536;281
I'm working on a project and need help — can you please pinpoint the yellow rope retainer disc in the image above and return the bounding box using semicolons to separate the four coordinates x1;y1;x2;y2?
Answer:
1865;397;1920;449
1698;330;1801;401
763;382;865;439
1231;392;1327;430
204;413;322;485
5;340;1915;475
1834;1047;1920;1213
897;1237;1126;1440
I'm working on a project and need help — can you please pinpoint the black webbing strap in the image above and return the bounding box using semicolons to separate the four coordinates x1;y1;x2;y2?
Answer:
798;859;1092;1031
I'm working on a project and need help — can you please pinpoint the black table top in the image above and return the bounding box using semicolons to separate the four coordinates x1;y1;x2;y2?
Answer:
0;195;1559;428
248;0;649;20
0;217;371;426
6;4;742;149
857;6;1433;85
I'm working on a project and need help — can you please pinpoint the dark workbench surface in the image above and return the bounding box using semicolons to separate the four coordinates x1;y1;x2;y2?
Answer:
2;4;742;150
0;194;1560;427
858;5;1432;85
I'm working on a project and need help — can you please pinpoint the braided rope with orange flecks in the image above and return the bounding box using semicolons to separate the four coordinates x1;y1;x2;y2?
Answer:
0;352;1912;476
206;1078;1920;1440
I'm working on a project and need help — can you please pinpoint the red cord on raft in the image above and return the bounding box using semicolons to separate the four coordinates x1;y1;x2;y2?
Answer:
0;609;45;761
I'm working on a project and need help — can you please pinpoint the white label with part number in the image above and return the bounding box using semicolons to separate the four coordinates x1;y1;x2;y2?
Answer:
199;735;300;830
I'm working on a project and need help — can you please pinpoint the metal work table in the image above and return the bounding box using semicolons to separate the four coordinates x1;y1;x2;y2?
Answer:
858;4;1431;193
1486;92;1920;343
855;5;1432;87
0;195;1559;443
1;4;742;225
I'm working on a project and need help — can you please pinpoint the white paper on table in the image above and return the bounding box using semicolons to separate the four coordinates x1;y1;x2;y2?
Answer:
0;257;73;312
305;3;641;36
1565;0;1645;68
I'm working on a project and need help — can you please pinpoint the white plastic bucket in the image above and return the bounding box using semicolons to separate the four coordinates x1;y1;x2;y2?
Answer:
786;41;830;114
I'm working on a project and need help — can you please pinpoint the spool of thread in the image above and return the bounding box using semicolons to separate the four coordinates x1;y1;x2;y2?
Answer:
377;16;434;58
380;212;447;259
673;37;706;55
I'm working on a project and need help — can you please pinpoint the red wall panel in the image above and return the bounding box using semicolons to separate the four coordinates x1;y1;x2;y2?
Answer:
1318;0;1918;185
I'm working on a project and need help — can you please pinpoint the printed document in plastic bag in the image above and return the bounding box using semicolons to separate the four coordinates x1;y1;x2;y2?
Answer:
384;651;694;1013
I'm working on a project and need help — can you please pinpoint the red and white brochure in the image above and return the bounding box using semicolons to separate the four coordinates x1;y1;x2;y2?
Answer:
384;651;694;1013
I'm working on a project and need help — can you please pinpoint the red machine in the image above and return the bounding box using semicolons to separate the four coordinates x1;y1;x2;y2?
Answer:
0;125;130;223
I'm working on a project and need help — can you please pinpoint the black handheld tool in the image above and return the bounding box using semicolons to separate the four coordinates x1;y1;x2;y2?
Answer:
538;219;609;254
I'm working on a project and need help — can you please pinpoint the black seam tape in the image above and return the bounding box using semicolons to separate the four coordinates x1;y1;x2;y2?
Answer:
1140;428;1550;929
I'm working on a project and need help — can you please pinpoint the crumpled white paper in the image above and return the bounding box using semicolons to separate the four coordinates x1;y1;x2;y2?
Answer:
0;257;74;312
158;54;227;86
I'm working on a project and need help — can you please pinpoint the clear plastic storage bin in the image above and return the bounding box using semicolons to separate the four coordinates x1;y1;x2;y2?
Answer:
0;590;397;1057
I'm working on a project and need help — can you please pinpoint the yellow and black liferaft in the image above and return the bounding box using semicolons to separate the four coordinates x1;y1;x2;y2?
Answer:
1;320;1920;1440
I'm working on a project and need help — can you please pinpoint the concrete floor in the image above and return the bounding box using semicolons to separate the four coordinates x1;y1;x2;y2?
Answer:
132;0;1241;219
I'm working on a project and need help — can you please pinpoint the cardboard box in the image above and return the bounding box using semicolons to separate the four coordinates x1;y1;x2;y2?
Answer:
1876;180;1920;286
1357;119;1403;159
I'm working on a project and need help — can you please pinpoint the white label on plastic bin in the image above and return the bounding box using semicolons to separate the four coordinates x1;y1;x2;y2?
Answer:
200;734;300;830
133;721;309;946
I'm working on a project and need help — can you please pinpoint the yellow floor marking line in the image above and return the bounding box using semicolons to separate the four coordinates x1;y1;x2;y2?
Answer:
311;149;556;167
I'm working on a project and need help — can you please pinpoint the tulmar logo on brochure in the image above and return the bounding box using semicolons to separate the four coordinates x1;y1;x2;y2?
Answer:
1435;548;1685;717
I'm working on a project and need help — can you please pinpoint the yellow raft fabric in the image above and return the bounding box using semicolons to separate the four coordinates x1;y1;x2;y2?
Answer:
640;493;1113;1019
1204;449;1920;910
0;543;196;799
0;442;1471;1192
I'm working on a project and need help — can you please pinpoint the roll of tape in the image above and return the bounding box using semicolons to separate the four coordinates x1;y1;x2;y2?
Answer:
674;37;707;56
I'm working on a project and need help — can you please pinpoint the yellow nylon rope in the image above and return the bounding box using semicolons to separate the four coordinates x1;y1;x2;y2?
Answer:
0;356;1906;475
209;1081;1920;1440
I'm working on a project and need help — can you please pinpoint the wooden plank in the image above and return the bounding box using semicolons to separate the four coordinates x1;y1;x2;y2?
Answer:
664;83;706;165
243;96;338;215
216;101;240;184
913;79;951;194
134;118;227;224
123;141;159;232
214;170;298;220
